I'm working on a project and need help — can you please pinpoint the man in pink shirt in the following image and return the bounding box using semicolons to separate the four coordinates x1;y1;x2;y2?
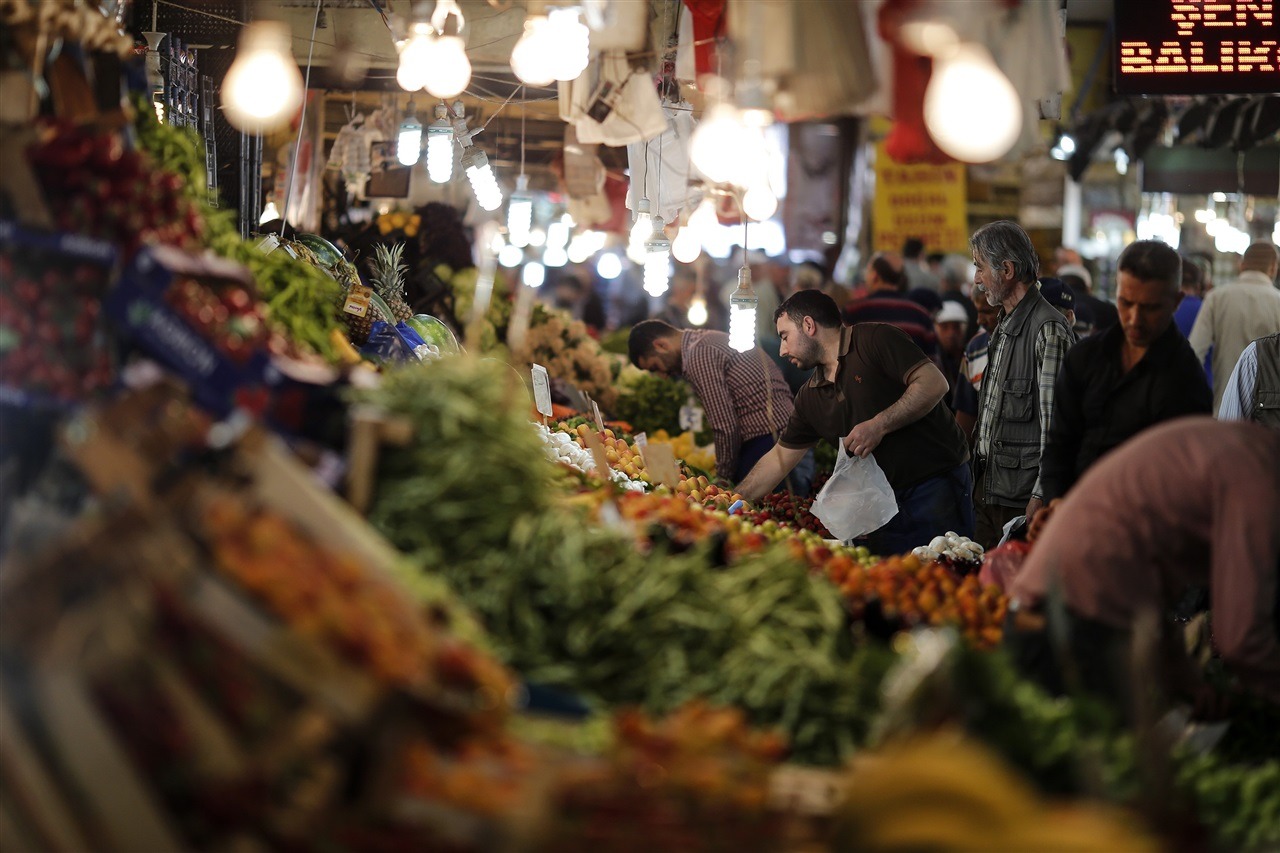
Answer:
1008;417;1280;711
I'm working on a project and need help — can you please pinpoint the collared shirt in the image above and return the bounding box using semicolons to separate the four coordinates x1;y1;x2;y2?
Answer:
976;294;1074;499
842;291;939;359
1218;340;1260;421
1039;321;1213;502
679;330;793;481
1011;419;1280;702
1189;270;1280;410
779;324;968;490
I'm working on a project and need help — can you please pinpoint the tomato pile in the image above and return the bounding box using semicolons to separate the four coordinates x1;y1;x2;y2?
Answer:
743;489;832;537
163;276;269;365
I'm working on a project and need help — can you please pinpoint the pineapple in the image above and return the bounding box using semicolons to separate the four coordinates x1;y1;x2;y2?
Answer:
367;242;414;324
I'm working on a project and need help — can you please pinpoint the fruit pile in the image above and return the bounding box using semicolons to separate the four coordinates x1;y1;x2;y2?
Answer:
827;553;1007;649
551;422;651;489
537;423;645;493
541;702;787;851
199;495;459;690
27;123;205;258
672;474;741;511
0;243;115;402
745;490;832;538
163;276;269;365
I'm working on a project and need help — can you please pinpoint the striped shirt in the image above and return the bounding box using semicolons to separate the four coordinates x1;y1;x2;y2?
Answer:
1217;340;1260;422
976;306;1074;500
680;330;794;481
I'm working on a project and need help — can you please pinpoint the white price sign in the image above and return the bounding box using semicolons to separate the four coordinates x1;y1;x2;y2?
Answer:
531;364;552;418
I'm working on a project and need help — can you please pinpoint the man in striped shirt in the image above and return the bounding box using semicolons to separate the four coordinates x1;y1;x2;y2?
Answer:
629;320;813;493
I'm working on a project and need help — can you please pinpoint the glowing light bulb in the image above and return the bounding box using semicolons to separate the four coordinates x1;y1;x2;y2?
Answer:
508;174;533;247
396;24;432;91
529;227;547;247
728;267;758;353
671;225;701;264
498;244;524;267
596;252;622;280
510;15;556;86
1206;218;1228;237
687;297;709;327
1194;208;1216;224
544;246;568;267
687;197;718;236
547;219;571;250
426;105;454;183
522;261;546;288
924;43;1021;163
397;113;423;166
691;104;747;184
630;201;654;244
545;9;590;82
222;22;303;132
643;225;672;297
742;183;778;221
422;34;471;99
258;201;280;225
463;148;502;211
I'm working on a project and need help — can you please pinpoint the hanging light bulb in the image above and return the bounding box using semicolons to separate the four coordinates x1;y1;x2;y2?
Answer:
463;147;502;211
687;296;709;327
671;224;702;264
397;104;423;167
396;22;432;91
923;43;1021;163
596;253;623;280
498;244;524;267
630;199;654;244
690;104;747;185
728;266;758;353
687;196;718;237
510;15;556;86
426;103;454;182
508;174;533;247
567;233;594;264
522;261;546;288
510;9;590;86
529;227;547;247
544;246;568;267
547;218;571;250
259;201;280;225
742;182;778;221
422;35;471;98
643;220;672;297
222;21;303;132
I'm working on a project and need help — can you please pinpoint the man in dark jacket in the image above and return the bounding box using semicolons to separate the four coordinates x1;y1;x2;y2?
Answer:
1039;240;1213;502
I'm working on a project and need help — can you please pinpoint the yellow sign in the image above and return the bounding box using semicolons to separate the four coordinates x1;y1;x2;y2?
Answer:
872;143;968;254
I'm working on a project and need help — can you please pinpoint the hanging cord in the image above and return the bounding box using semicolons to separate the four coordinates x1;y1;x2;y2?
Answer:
520;85;525;176
280;0;323;233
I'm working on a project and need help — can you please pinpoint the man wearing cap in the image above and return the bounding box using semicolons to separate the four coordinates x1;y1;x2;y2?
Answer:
934;300;970;406
1058;262;1118;335
1039;240;1212;503
1037;278;1077;329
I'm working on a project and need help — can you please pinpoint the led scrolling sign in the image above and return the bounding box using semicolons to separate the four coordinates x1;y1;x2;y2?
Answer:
1115;0;1279;94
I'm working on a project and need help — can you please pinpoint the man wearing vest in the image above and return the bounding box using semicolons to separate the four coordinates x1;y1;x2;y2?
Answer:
970;221;1075;548
1218;332;1280;429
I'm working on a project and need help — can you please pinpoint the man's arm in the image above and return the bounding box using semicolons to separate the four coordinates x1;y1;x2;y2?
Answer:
1188;295;1214;364
843;360;949;458
736;444;808;502
1217;342;1258;421
1038;349;1086;503
1028;322;1074;516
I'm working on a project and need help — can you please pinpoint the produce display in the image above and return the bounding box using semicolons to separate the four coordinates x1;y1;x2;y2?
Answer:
912;531;986;572
612;371;692;439
509;304;620;410
647;428;716;475
163;273;268;365
0;223;115;403
537;422;647;492
745;488;833;538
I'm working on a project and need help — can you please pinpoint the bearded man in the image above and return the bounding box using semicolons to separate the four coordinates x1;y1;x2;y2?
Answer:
736;290;972;555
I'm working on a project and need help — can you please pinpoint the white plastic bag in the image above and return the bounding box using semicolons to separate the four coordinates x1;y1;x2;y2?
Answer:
810;445;898;542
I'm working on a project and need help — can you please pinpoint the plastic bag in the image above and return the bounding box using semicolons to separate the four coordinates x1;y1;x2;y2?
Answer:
809;444;897;542
978;540;1032;591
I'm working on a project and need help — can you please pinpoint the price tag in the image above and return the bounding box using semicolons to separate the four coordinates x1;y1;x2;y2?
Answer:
633;432;647;449
531;364;552;418
342;283;373;317
582;428;611;478
591;400;605;433
641;441;680;489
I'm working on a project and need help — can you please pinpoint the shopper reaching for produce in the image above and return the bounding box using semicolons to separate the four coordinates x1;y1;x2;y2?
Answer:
1008;417;1280;713
628;320;814;495
736;290;973;556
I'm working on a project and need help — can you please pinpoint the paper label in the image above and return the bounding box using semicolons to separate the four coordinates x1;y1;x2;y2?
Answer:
342;283;373;317
633;432;647;449
582;428;611;478
531;364;552;418
591;400;605;433
641;441;680;489
678;403;704;433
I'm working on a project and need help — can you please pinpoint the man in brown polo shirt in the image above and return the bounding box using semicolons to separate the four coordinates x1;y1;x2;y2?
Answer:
737;290;972;556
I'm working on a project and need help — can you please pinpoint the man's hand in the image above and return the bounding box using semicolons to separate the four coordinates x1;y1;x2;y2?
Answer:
1025;496;1044;520
844;419;886;459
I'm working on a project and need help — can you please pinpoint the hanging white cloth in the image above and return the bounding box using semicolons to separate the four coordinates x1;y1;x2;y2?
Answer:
625;104;698;225
559;51;669;147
